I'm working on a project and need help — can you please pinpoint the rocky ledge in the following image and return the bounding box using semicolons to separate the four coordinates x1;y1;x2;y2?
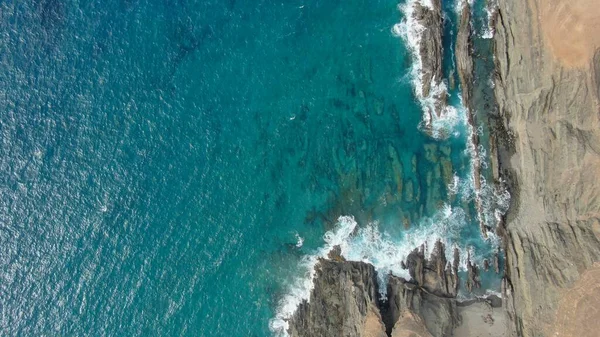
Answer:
455;0;489;239
288;243;503;337
408;0;447;127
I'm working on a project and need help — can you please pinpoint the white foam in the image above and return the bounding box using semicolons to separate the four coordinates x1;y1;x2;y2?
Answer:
482;0;498;39
394;0;459;138
270;206;478;336
295;233;304;248
488;75;496;89
456;92;510;238
269;216;357;337
478;174;511;231
454;0;473;15
448;174;461;196
420;0;434;10
342;204;467;295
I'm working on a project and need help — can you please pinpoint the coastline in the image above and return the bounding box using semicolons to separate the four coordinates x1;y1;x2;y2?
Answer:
282;0;600;335
286;246;505;337
492;0;600;335
282;0;506;335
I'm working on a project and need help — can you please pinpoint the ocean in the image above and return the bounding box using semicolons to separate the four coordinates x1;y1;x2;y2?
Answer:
0;0;506;336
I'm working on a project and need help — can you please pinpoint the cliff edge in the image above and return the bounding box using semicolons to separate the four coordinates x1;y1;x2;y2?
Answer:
287;244;505;337
492;0;600;335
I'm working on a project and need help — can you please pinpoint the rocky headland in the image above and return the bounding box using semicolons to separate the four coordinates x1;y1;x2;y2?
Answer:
287;0;600;335
288;244;504;337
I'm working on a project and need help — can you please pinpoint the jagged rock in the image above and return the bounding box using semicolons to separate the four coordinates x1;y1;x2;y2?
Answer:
455;0;474;109
381;240;461;336
289;242;501;337
483;259;490;272
390;310;433;337
455;0;488;238
327;245;345;261
288;259;386;337
411;0;446;121
385;275;459;337
452;248;460;294
404;242;459;299
493;250;500;274
405;246;425;287
466;255;481;293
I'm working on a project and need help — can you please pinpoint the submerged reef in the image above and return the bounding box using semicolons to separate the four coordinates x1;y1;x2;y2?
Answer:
282;0;600;335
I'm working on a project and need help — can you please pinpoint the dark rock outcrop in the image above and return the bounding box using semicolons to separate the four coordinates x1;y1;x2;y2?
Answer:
455;1;474;109
403;242;458;299
289;240;473;337
409;0;447;125
288;259;387;337
385;276;458;337
493;249;500;274
455;1;489;238
383;241;460;337
465;254;481;293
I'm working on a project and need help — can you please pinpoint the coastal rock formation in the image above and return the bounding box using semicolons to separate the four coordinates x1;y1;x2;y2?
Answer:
289;241;471;337
404;0;447;127
455;0;489;238
389;310;432;337
492;0;600;335
402;242;459;298
415;0;445;112
384;272;459;337
287;259;386;337
455;0;474;109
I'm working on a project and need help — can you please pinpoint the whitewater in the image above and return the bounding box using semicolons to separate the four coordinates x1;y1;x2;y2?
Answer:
269;0;510;335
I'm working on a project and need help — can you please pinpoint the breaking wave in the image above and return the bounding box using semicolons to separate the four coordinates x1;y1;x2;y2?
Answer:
269;202;502;336
393;0;460;138
269;1;511;335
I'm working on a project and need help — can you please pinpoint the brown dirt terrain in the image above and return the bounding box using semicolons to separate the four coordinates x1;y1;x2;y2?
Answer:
453;302;506;337
361;306;387;337
390;310;433;337
553;262;600;337
493;0;600;334
537;0;600;67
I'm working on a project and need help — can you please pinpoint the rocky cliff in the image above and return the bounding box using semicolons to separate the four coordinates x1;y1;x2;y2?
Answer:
383;243;460;337
287;258;387;337
492;0;600;335
289;0;600;335
287;243;504;337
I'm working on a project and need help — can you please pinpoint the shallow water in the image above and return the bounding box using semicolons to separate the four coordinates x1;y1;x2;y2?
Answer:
0;0;503;336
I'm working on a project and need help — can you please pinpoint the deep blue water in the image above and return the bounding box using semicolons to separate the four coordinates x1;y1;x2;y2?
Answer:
0;0;502;336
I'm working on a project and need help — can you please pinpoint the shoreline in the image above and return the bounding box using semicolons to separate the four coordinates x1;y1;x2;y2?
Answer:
287;246;505;337
282;0;509;335
281;0;600;335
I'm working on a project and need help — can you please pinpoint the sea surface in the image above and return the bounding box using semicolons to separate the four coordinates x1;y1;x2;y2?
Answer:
0;0;505;336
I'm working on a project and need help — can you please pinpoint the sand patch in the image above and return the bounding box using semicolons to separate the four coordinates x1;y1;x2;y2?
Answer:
553;262;600;336
390;310;433;337
362;306;387;337
537;0;600;67
453;302;506;337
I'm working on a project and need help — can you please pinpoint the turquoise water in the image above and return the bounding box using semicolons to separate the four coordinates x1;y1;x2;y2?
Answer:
0;0;502;336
